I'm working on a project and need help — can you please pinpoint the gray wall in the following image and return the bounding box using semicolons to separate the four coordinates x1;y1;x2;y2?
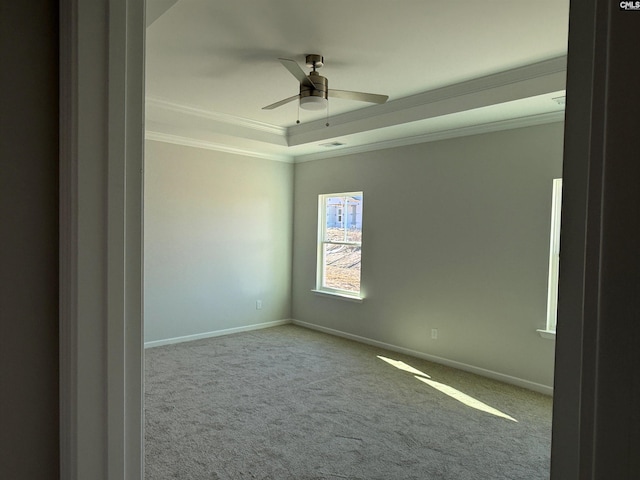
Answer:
292;123;564;389
144;141;293;343
0;2;60;478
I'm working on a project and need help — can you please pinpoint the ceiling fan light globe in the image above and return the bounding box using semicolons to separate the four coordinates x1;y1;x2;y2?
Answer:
300;96;328;111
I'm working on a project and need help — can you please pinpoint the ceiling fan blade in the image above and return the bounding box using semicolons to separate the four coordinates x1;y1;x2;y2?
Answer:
278;58;316;88
262;94;300;110
329;89;389;104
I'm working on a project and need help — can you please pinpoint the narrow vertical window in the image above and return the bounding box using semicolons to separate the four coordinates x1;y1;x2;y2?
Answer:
545;178;562;333
316;192;363;298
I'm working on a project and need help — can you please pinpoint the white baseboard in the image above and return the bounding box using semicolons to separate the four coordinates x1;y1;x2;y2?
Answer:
292;319;553;396
144;319;293;349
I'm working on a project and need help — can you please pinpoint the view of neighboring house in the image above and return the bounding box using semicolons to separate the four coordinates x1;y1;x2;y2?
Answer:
325;195;363;231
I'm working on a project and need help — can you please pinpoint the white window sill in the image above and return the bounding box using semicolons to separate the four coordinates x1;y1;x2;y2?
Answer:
537;329;556;340
311;289;364;303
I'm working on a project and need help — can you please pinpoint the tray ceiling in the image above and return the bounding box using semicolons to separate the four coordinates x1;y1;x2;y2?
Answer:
145;0;570;161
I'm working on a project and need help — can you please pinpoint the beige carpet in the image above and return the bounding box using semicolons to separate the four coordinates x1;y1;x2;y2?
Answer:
145;324;552;479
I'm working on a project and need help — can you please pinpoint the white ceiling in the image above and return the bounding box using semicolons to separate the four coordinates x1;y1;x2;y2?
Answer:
145;0;569;162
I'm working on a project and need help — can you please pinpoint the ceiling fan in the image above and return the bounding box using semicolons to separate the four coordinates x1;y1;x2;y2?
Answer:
262;54;389;111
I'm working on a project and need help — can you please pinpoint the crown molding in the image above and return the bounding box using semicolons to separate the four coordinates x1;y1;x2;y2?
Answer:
145;111;565;165
146;96;286;135
294;111;565;163
145;131;293;163
146;96;287;138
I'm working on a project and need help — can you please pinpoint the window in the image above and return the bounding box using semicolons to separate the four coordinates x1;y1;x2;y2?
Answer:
316;192;363;299
542;178;562;335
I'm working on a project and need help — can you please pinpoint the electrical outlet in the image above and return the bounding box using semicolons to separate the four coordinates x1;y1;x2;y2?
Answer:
256;300;262;310
431;328;438;340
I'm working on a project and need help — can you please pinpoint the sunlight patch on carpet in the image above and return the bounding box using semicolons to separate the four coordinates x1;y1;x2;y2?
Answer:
377;354;517;422
415;376;518;422
377;355;431;378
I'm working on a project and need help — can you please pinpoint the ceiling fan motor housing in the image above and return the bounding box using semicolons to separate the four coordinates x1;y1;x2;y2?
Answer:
301;71;328;100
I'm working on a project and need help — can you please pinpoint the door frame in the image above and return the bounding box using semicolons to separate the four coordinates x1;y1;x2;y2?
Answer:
59;0;144;478
59;0;636;478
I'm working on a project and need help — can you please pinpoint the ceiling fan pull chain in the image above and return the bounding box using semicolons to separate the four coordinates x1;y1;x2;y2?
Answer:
296;102;300;125
326;100;330;127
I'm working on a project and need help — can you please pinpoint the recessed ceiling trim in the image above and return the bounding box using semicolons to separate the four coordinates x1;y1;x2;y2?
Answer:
294;111;565;163
144;58;567;162
145;131;294;163
288;56;567;146
145;57;567;152
146;96;287;137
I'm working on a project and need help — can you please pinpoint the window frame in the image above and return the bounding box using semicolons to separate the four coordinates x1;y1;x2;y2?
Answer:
540;178;562;338
315;192;364;300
